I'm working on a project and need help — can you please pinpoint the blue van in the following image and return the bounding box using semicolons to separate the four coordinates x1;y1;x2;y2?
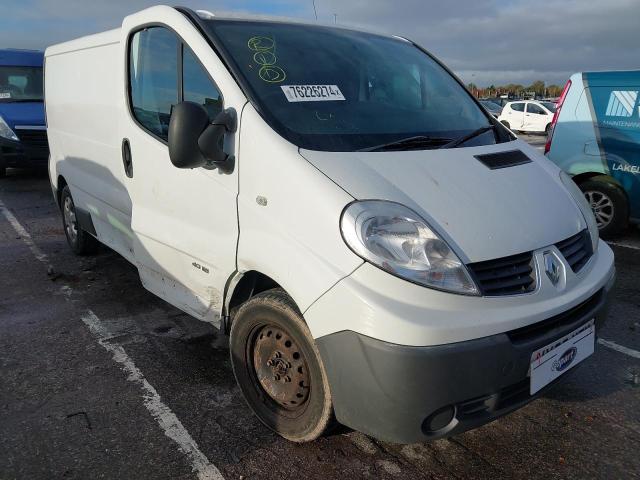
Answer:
546;70;640;237
0;49;48;177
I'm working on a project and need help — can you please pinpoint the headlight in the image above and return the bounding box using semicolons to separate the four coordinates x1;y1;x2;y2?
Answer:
559;171;599;251
341;200;479;295
0;115;18;141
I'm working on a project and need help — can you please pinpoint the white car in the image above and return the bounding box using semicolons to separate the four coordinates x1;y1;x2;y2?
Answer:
45;6;615;444
498;100;557;134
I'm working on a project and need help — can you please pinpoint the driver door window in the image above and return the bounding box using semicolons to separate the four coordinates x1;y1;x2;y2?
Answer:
129;29;223;142
129;27;179;141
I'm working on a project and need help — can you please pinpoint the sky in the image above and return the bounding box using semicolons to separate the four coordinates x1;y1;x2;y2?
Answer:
0;0;638;87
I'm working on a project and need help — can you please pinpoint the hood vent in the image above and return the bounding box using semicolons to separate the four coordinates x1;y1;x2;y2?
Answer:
474;150;532;170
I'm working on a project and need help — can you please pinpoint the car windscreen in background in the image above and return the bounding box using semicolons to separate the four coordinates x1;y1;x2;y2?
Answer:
0;66;43;102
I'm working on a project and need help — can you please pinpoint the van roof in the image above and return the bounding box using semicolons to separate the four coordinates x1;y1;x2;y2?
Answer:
0;49;44;67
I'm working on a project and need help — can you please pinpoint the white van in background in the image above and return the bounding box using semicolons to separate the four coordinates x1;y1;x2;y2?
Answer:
498;100;556;134
45;6;615;444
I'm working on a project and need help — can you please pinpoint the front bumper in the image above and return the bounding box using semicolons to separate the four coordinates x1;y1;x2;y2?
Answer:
308;239;615;443
0;135;49;169
317;273;614;444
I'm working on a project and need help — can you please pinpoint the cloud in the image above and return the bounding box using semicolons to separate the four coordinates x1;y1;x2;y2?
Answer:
1;0;637;86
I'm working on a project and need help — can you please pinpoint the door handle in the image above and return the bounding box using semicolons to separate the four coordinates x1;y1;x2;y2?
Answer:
122;138;133;178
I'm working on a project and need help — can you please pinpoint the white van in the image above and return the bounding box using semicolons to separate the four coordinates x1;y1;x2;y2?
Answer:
45;6;615;444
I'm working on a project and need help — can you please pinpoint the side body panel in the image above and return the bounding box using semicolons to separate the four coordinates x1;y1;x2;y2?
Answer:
236;105;362;328
45;30;135;261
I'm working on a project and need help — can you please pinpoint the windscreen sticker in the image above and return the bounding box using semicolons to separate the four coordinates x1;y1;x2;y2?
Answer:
0;92;11;99
281;85;345;102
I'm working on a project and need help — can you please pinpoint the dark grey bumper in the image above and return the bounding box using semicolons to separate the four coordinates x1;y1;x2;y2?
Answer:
317;285;613;444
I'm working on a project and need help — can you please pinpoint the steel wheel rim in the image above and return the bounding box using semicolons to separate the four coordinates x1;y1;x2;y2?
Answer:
63;196;78;243
584;190;614;229
251;325;310;411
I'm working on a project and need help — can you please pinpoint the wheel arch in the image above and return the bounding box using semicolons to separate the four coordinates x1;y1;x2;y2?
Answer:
56;175;68;209
572;172;624;190
224;270;300;334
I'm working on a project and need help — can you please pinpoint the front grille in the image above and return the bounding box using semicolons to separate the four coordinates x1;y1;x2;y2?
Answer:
507;288;603;345
555;230;593;273
467;251;536;296
15;129;48;149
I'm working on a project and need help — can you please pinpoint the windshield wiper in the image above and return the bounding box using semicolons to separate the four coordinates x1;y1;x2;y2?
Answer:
439;125;495;149
358;135;453;152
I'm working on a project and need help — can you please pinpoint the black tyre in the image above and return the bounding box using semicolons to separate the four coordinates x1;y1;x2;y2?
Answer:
0;166;6;178
501;120;510;129
579;176;629;238
545;123;551;136
60;185;99;255
230;289;335;442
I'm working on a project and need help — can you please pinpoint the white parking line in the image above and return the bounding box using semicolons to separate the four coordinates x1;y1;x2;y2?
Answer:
0;198;224;480
82;312;224;480
608;241;640;251
0;198;51;266
598;338;640;360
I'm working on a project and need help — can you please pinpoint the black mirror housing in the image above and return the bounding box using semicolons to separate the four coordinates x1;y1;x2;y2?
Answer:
168;102;209;169
168;101;236;173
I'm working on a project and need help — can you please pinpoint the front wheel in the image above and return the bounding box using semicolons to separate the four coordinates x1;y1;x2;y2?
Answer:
501;120;510;129
230;289;335;442
579;177;629;238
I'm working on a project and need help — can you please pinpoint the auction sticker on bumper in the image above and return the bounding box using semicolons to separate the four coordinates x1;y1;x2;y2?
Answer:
530;320;595;395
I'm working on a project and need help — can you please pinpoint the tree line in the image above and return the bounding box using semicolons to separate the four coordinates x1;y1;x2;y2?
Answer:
466;80;564;99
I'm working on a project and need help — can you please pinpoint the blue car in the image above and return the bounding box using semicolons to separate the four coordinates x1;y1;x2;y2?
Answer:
0;49;48;177
546;70;640;237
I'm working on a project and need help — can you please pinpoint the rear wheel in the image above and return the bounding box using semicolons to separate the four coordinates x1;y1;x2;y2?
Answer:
501;120;510;129
545;123;551;136
230;289;335;442
61;185;99;255
579;177;628;238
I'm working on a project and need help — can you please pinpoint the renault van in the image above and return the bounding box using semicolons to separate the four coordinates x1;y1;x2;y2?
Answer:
0;49;48;177
45;6;615;444
546;71;640;237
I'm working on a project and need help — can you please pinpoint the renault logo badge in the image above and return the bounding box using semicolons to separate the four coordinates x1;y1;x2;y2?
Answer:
544;251;563;286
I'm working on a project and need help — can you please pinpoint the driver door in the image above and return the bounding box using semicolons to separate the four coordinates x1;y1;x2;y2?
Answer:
121;24;239;324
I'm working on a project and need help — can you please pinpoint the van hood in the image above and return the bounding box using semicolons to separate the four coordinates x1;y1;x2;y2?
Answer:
0;102;45;130
300;140;585;263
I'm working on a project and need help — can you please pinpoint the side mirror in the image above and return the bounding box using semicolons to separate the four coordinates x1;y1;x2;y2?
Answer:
168;101;237;173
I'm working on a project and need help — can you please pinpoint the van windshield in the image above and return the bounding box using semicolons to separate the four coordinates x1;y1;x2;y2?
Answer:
0;66;43;103
205;20;495;151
